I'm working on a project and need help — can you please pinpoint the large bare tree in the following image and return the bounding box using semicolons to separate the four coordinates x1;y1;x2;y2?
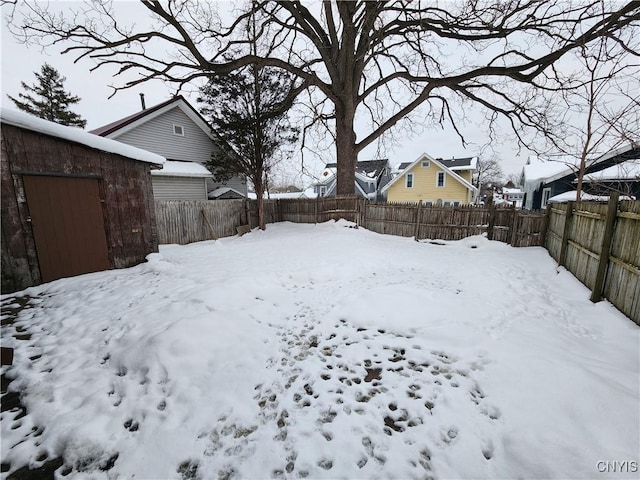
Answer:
10;1;640;195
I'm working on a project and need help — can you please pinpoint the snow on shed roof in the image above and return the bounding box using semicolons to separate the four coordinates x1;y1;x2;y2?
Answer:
1;107;165;166
151;160;212;177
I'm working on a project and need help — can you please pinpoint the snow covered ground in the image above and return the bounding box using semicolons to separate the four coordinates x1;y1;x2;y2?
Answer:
1;221;638;479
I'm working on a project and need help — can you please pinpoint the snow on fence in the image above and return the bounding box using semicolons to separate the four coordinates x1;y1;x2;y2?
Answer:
155;199;247;244
545;194;640;324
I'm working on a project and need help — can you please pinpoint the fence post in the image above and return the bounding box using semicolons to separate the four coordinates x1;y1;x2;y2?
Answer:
414;201;422;241
276;199;282;222
245;199;251;228
558;201;574;267
314;196;319;224
510;206;519;246
487;197;495;240
540;203;552;247
590;192;619;303
361;198;367;228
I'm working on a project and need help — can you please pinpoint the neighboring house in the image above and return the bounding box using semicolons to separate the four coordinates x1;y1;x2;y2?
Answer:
502;187;524;207
313;159;392;200
1;108;164;292
90;96;247;200
382;154;478;205
521;142;640;210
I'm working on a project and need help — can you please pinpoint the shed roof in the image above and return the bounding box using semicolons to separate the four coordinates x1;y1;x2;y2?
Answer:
1;107;165;166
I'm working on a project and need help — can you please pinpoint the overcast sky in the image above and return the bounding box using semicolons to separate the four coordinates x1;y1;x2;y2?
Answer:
1;2;535;184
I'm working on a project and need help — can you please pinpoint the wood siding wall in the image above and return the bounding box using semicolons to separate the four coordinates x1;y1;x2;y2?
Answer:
155;200;247;244
1;124;158;292
546;199;640;324
152;176;208;201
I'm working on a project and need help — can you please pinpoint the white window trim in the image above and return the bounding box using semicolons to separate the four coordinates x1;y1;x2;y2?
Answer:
421;160;430;168
437;171;446;187
541;187;551;208
405;173;414;188
173;124;185;136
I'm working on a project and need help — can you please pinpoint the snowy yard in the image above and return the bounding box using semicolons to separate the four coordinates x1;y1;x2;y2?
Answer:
1;221;638;479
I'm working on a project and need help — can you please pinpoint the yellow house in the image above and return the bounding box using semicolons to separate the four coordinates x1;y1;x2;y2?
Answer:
382;154;478;205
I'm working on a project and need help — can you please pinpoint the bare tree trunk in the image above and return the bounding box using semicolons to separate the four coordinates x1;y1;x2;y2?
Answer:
335;104;357;196
254;179;266;230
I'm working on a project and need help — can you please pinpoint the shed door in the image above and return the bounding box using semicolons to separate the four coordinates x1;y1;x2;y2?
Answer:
23;175;110;282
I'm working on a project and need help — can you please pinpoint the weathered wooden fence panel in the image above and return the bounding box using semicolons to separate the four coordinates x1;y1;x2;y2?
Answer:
545;204;566;261
603;200;640;323
155;199;246;244
545;198;640;324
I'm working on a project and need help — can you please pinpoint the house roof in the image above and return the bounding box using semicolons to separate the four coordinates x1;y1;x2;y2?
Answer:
580;160;640;182
209;187;246;199
397;157;476;172
382;153;478;193
324;159;389;178
548;190;635;203
90;95;230;148
528;142;640;185
1;107;165;166
151;160;212;178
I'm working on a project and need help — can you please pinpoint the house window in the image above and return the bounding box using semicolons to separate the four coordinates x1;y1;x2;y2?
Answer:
406;173;414;188
369;182;375;193
421;160;430;168
319;185;327;196
453;201;460;207
437;172;446;187
424;201;433;207
173;124;184;136
541;187;551;208
443;201;452;207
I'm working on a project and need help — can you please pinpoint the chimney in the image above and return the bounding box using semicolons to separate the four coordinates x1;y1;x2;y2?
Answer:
139;93;146;111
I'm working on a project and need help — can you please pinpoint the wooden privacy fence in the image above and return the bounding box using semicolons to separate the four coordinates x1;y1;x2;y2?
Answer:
155;196;638;323
248;197;546;247
155;199;247;244
545;194;640;324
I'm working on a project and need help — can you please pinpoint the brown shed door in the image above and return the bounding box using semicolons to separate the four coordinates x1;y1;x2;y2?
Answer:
23;176;110;282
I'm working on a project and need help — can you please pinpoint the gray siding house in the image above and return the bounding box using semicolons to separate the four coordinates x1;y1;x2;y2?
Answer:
314;159;392;200
91;96;247;200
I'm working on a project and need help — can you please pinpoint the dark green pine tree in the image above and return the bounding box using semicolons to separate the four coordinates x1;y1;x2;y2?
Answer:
198;65;299;230
7;63;87;128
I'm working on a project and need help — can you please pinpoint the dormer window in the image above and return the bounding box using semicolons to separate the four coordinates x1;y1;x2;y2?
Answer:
173;124;184;136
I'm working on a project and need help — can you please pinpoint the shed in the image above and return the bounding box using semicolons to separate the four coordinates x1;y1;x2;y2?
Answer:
1;108;165;293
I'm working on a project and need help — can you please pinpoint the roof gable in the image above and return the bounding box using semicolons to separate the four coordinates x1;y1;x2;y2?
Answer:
382;153;477;193
90;96;223;144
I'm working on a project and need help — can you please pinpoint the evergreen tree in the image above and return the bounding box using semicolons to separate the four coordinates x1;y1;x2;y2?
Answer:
8;63;87;128
198;65;299;230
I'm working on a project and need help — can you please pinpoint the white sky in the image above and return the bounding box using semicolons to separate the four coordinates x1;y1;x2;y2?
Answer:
1;2;535;183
